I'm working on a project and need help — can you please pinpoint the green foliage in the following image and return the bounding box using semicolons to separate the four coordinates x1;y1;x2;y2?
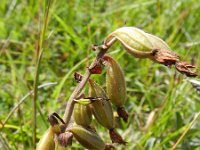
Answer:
0;0;200;149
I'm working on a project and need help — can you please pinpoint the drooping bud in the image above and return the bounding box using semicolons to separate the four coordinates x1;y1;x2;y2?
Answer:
37;127;55;150
103;55;128;122
103;27;197;77
67;125;106;150
73;103;92;127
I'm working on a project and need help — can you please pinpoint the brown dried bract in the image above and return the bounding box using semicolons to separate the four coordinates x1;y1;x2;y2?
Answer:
74;72;83;83
152;49;179;66
117;107;129;122
88;62;102;74
152;49;197;77
109;129;127;145
48;112;65;126
175;61;197;77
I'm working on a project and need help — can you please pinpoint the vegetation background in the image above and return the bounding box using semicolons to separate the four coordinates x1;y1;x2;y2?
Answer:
0;0;200;149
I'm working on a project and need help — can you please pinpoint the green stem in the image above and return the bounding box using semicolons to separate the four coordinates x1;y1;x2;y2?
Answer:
33;0;52;149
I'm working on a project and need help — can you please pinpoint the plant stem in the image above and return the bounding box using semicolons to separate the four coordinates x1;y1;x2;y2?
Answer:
63;47;108;126
33;0;51;148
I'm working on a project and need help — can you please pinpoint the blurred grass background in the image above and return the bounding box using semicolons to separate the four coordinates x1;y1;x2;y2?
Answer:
0;0;200;149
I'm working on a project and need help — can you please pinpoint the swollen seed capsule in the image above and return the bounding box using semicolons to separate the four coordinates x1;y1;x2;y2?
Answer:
103;27;197;77
103;55;128;122
88;80;126;144
104;55;126;107
67;125;106;150
88;80;114;129
103;27;171;59
73;103;92;127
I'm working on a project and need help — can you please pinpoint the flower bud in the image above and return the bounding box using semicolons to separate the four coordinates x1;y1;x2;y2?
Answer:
37;127;55;150
67;125;106;150
73;103;92;127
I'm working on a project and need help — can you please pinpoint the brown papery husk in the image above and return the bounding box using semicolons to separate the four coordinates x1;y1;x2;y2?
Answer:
151;49;197;77
117;107;129;122
175;61;197;77
109;128;126;145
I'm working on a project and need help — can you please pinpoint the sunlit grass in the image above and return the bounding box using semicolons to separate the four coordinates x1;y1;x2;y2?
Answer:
0;0;200;149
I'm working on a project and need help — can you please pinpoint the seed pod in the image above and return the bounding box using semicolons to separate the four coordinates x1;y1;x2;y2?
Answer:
103;55;128;122
88;80;114;129
67;125;106;150
37;127;55;150
103;27;197;76
89;80;126;144
104;55;126;107
73;103;92;127
103;27;171;59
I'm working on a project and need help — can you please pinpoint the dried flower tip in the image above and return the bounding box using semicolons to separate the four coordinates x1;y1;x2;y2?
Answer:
88;62;102;74
151;49;179;66
74;72;83;83
48;112;65;126
56;132;73;147
48;114;59;127
109;128;127;145
175;61;197;77
48;113;65;134
117;107;129;122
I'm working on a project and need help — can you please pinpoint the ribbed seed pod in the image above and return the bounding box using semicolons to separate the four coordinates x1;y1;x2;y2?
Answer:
73;103;92;127
103;27;197;77
104;54;126;107
67;125;106;150
103;27;172;59
103;55;128;122
89;80;126;144
88;80;114;129
37;127;55;150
